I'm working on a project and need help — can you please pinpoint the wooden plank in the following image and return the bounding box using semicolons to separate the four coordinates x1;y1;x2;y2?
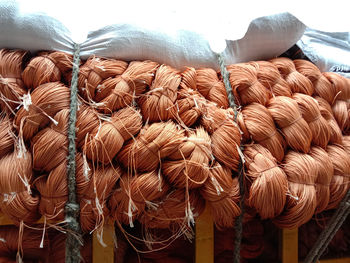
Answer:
195;203;214;263
0;214;14;225
93;224;115;263
282;228;298;263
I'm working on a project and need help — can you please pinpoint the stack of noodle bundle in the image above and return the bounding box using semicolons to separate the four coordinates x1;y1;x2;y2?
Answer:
225;58;349;227
0;47;349;260
0;49;242;253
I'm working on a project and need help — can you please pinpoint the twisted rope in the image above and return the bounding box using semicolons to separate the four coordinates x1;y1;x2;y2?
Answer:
217;53;245;263
304;189;350;263
217;54;238;119
65;43;82;263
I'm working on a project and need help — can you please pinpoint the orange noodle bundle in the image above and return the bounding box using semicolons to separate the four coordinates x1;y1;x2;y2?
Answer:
35;153;90;221
138;65;181;122
248;60;292;97
196;68;229;108
0;225;50;262
267;96;312;153
201;104;241;170
0;49;27;113
109;171;169;226
316;97;343;144
335;75;350;101
118;121;184;172
140;188;205;230
322;72;350;102
79;164;121;232
176;69;205;127
35;167;66;221
31;109;69;172
343;136;350;154
347;101;350;135
176;87;204;127
325;144;350;210
332;99;349;132
293;59;335;103
108;174;136;226
180;67;196;90
0;115;14;157
309;146;333;213
162;127;211;189
227;63;271;106
201;162;240;228
14;82;70;140
320;72;350;132
75;104;100;149
237;103;286;162
77;56;128;101
270;57;314;95
0;150;39;224
274;151;318;228
95;61;158;113
84;107;143;164
292;93;330;148
347;100;350;134
22;51;73;89
243;144;288;219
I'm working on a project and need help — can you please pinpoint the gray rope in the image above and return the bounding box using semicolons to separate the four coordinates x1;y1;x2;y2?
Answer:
217;53;238;119
217;53;245;263
65;43;82;263
304;189;350;263
317;207;349;258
